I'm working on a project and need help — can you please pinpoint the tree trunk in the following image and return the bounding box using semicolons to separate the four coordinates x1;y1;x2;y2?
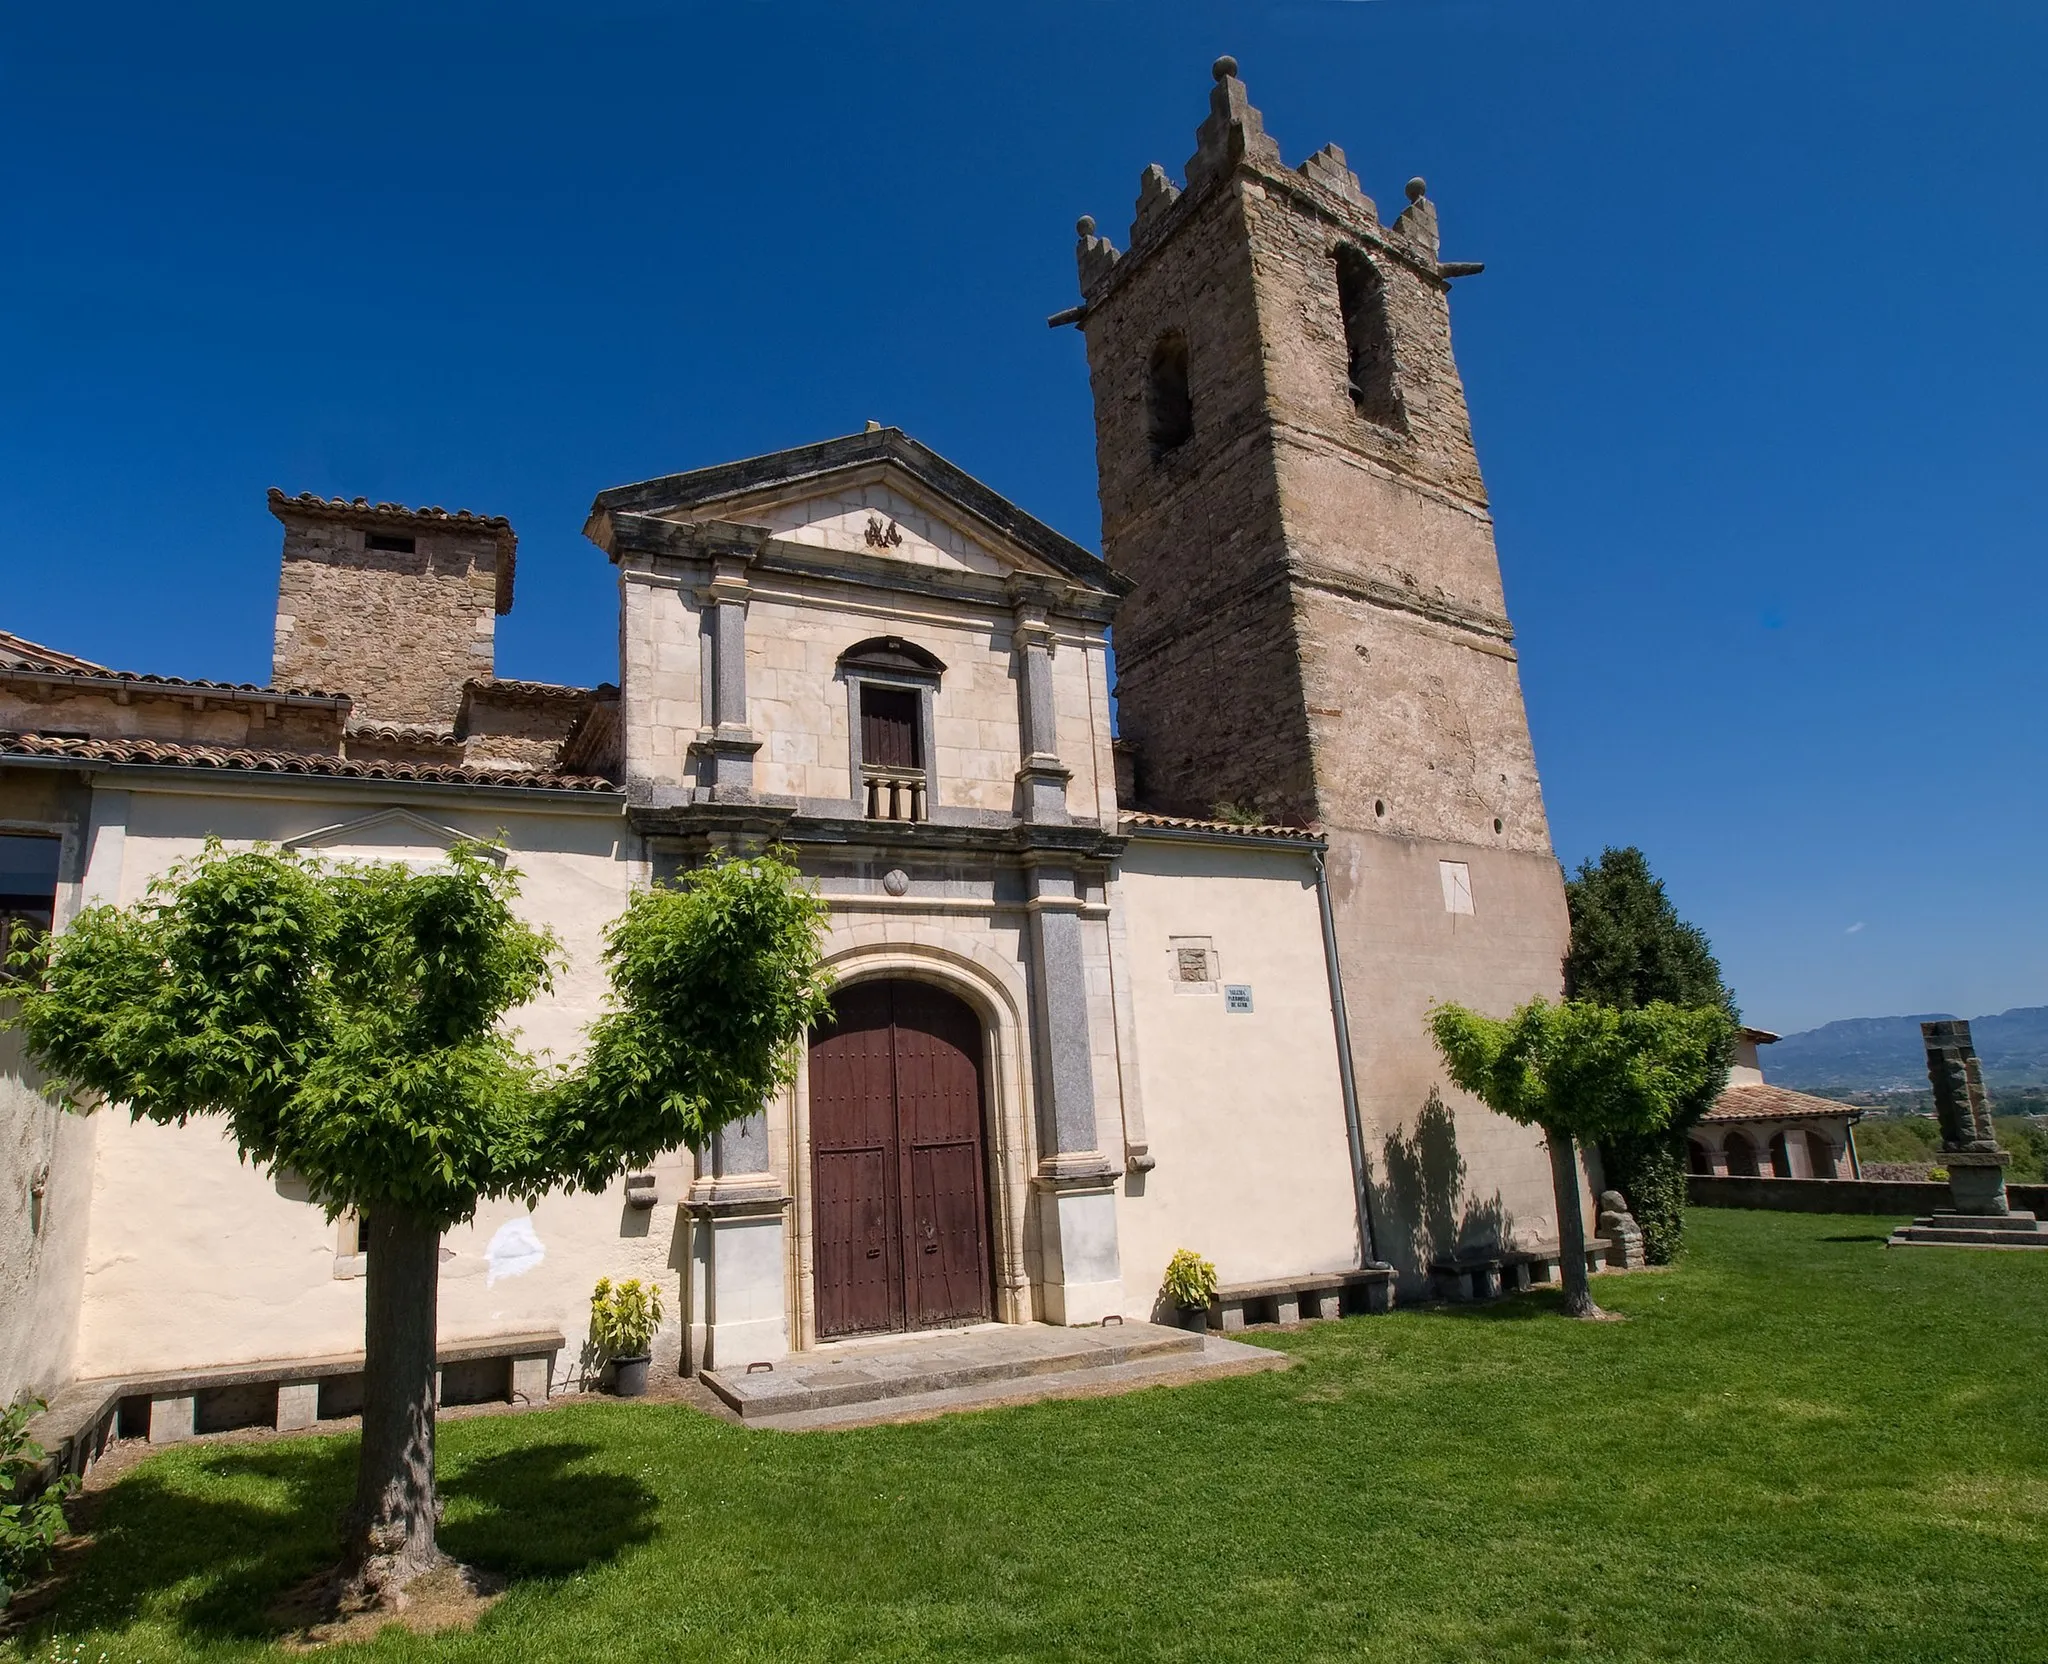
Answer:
1546;1127;1604;1319
341;1208;444;1600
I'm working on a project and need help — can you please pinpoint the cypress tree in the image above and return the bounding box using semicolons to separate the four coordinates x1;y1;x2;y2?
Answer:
1563;847;1738;1261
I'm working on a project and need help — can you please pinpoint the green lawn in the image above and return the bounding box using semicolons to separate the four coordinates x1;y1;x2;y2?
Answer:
10;1210;2047;1662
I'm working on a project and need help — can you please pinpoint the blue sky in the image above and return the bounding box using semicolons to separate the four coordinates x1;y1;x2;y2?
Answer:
2;1;2043;1034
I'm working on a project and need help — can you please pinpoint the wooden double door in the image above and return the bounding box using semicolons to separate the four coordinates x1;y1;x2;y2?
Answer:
809;979;993;1339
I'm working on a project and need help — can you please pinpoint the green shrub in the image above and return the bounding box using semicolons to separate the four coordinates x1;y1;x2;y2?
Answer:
589;1276;664;1359
1162;1248;1218;1310
1599;1136;1689;1264
1;1397;77;1604
1855;1116;1940;1166
1994;1116;2048;1182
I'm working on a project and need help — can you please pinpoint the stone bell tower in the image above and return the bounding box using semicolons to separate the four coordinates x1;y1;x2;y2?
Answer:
1067;58;1574;1273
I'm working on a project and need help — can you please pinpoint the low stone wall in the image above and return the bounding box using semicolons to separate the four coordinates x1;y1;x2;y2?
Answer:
1688;1175;2048;1215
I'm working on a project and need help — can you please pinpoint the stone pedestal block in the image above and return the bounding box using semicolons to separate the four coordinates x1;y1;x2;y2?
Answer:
275;1382;320;1431
1033;1178;1125;1325
148;1394;195;1445
686;1191;790;1373
1946;1150;2012;1217
511;1355;550;1404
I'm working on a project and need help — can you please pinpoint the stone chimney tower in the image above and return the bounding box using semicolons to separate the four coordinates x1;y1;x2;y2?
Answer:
268;491;517;729
1068;59;1573;1270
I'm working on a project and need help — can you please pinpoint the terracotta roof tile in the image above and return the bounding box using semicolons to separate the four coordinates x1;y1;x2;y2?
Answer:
1120;810;1321;842
0;629;112;676
346;722;463;747
462;678;610;704
0;730;617;793
0;629;347;705
1703;1082;1859;1124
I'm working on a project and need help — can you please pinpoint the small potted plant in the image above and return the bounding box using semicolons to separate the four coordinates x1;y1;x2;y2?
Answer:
1162;1248;1218;1334
589;1276;663;1398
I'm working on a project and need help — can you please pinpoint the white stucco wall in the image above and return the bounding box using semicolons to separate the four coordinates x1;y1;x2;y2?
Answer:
1112;836;1360;1314
65;777;696;1389
1;1030;97;1406
0;766;97;1405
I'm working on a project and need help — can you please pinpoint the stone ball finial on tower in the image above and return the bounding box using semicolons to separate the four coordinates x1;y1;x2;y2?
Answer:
1406;177;1428;203
1074;213;1121;293
1213;55;1238;82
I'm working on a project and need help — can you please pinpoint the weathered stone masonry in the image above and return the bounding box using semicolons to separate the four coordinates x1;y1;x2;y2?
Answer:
1069;59;1574;1267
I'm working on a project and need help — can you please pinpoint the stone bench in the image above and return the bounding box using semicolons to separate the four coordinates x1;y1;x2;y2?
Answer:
24;1328;564;1481
1429;1240;1613;1303
1207;1266;1395;1331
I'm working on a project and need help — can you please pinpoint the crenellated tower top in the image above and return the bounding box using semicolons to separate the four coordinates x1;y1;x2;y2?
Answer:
1064;55;1547;855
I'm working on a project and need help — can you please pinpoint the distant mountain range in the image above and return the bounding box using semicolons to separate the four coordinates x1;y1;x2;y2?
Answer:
1764;1006;2048;1094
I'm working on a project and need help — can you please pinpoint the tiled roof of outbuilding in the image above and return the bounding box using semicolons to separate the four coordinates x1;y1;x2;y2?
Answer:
0;628;348;704
462;678;609;703
0;629;112;676
1703;1083;1859;1124
1120;810;1322;842
0;731;618;794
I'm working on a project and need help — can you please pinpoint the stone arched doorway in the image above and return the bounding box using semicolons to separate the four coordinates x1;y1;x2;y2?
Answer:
807;978;993;1339
1724;1132;1759;1177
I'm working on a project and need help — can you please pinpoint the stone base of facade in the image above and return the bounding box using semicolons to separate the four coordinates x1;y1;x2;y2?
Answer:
1032;1177;1125;1325
684;1188;791;1372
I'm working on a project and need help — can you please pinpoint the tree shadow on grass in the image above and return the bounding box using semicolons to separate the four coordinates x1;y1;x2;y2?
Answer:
440;1440;660;1576
26;1437;657;1647
1819;1233;1890;1244
1421;1287;1567;1322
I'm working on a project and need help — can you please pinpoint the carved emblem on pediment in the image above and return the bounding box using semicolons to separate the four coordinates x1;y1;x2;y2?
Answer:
863;515;904;550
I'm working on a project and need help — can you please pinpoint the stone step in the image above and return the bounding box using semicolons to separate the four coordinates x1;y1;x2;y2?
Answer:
1889;1222;2048;1248
702;1320;1203;1421
740;1334;1291;1432
1922;1210;2042;1231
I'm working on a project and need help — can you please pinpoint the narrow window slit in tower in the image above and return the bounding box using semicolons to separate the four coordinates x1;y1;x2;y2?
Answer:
366;532;416;554
1146;332;1193;458
1333;247;1405;430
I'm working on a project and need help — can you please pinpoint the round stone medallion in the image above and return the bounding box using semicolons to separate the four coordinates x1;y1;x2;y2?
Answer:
882;868;911;897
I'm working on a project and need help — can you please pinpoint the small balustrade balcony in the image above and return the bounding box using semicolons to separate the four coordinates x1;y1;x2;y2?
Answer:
863;765;927;823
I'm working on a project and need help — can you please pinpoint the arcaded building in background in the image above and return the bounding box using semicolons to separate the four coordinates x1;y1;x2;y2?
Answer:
1;63;1582;1414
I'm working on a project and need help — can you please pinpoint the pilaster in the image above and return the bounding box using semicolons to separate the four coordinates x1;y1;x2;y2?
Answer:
693;544;764;800
682;1111;790;1372
1022;854;1124;1322
1010;582;1072;824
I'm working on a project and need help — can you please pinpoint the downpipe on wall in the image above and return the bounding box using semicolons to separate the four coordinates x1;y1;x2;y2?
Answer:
1313;844;1380;1269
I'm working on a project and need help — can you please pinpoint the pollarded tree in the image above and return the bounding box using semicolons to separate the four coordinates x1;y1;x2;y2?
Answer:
1564;847;1739;1261
1428;998;1731;1317
7;841;830;1603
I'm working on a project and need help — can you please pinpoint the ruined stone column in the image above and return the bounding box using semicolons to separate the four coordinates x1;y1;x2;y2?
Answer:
1922;1020;2010;1216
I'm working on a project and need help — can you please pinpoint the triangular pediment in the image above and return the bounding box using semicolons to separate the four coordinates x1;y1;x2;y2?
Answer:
283;807;506;869
699;473;1047;579
587;428;1128;598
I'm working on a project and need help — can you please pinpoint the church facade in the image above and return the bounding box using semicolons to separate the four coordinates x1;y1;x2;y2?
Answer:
1;64;1579;1411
